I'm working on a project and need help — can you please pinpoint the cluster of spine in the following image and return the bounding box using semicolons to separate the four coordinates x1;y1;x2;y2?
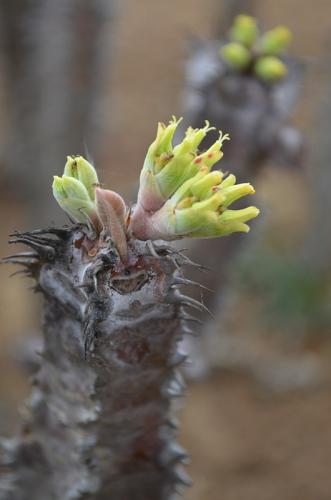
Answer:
221;15;292;82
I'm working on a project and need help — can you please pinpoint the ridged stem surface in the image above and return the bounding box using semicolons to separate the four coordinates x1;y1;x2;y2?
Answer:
0;227;193;500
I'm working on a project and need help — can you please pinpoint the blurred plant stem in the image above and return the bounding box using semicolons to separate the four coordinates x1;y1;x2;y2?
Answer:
218;50;331;344
184;30;303;296
0;0;114;225
180;20;304;377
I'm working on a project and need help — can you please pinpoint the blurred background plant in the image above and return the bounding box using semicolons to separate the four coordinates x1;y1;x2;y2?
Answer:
221;15;291;81
235;249;331;338
180;10;304;381
1;1;331;500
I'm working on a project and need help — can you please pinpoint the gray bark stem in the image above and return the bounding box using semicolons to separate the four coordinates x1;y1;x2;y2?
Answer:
1;228;193;500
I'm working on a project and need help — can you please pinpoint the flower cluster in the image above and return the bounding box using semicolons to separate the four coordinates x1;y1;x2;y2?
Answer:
221;14;292;82
130;118;259;240
52;119;259;252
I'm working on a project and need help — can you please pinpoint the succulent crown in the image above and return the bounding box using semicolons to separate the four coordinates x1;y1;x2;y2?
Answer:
131;118;259;240
52;156;101;226
221;14;292;82
138;117;227;211
52;118;260;260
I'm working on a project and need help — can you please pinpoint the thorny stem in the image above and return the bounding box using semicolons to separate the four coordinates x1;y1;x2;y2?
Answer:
0;117;259;498
0;227;199;500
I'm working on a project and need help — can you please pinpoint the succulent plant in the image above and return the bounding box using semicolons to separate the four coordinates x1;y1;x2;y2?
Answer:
1;118;258;500
53;118;259;249
221;15;292;82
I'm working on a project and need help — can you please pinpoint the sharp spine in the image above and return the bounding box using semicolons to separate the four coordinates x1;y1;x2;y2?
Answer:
172;467;193;487
160;442;189;466
9;237;55;261
171;275;213;293
168;351;189;367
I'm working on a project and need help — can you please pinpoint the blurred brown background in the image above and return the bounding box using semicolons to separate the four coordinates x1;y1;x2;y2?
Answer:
1;1;331;499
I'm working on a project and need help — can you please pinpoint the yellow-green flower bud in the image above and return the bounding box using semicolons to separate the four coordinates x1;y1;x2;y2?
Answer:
192;131;229;169
257;26;292;56
254;56;288;82
218;173;236;189
136;167;258;240
219;206;260;225
137;119;229;212
175;191;224;235
64;155;99;200
170;167;209;206
221;42;252;70
61;176;90;201
218;182;255;208
170;182;258;239
188;206;260;238
131;119;259;241
144;116;182;174
230;15;259;48
52;175;96;224
190;171;223;200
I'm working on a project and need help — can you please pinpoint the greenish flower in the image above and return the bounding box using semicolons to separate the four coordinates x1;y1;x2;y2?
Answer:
131;120;259;240
221;42;252;69
137;117;229;212
150;170;259;239
52;156;99;225
52;121;260;246
256;26;292;56
230;14;259;47
254;56;288;82
220;14;292;84
64;155;99;200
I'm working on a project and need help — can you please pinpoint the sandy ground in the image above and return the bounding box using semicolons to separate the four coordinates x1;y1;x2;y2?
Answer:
183;369;331;500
